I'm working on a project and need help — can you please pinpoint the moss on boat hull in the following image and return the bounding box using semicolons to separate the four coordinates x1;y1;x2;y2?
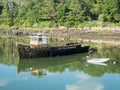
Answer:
17;43;90;59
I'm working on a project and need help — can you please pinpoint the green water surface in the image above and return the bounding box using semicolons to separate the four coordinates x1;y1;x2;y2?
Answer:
0;36;120;90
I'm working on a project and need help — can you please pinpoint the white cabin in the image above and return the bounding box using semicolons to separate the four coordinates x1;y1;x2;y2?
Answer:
30;34;47;46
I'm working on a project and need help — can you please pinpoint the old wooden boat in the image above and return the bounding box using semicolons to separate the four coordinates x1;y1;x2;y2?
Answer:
17;33;90;59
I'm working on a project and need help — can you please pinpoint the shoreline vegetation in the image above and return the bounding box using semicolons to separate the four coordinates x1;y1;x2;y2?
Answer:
0;26;120;46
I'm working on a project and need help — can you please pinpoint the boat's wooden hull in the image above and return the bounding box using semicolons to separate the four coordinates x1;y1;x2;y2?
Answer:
17;43;90;59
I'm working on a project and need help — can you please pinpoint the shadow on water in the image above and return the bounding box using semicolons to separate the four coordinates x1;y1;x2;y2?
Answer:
0;36;120;78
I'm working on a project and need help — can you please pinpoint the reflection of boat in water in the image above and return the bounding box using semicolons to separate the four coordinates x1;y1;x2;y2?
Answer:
30;68;47;77
86;56;110;63
17;54;87;77
16;34;90;59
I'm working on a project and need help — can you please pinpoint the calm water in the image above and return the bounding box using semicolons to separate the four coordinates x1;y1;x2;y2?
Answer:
0;37;120;90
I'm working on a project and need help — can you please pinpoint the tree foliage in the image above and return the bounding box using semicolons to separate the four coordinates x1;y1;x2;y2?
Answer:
0;0;120;27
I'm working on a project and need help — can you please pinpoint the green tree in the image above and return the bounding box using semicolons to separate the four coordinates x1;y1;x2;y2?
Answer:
0;0;120;27
0;1;3;15
113;14;120;22
56;3;69;26
100;0;119;22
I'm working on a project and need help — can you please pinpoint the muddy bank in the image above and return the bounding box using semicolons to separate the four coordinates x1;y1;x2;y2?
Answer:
0;27;120;45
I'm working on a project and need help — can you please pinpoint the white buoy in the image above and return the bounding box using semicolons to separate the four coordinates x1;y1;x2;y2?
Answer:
113;61;116;64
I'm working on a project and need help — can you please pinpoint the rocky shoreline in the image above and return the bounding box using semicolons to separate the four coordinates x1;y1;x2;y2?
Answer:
0;27;120;45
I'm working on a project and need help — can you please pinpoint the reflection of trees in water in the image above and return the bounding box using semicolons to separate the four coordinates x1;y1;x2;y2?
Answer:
0;36;27;66
0;36;120;77
0;36;31;66
0;47;3;55
87;46;120;76
18;47;120;78
90;46;120;62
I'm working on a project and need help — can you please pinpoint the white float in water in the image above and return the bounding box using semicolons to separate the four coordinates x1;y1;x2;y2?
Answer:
86;56;110;63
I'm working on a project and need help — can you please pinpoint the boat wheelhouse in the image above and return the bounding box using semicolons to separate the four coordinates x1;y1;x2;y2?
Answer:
30;33;47;46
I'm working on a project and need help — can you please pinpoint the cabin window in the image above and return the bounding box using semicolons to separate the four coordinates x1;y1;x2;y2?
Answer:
38;38;42;41
30;36;38;40
42;36;47;44
30;36;47;45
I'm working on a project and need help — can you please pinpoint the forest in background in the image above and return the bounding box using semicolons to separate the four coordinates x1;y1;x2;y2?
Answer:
0;0;120;28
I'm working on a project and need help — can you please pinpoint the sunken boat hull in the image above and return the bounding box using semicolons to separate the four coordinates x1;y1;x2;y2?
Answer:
17;43;90;59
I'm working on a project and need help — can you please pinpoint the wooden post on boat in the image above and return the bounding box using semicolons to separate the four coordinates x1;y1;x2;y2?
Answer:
67;28;71;42
50;30;53;45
